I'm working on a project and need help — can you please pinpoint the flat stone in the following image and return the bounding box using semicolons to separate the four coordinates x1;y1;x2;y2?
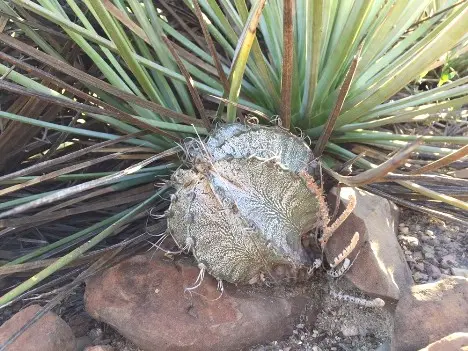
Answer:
325;187;413;300
85;255;320;351
0;305;76;351
419;332;468;351
392;277;468;350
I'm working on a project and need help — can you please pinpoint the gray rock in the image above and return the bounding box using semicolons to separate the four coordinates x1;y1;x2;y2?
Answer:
422;245;435;260
325;187;413;300
414;263;426;272
399;227;409;235
392;277;468;351
441;236;452;244
425;263;442;280
397;235;419;248
341;324;360;337
413;251;424;261
425;229;435;236
440;254;457;269
413;272;428;282
451;267;468;278
76;336;93;351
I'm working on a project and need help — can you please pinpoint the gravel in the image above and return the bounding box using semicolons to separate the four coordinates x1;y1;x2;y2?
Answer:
399;209;468;284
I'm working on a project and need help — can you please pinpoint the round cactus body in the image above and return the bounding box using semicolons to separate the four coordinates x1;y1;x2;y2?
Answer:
167;123;325;284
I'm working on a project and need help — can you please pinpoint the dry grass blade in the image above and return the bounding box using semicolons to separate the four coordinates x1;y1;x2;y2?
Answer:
280;0;294;129
382;173;468;186
0;246;126;350
205;94;270;121
162;35;211;130
159;0;205;48
313;41;364;157
0;148;179;219
0;152;125;197
102;0;149;43
410;145;468;174
324;140;422;186
0;188;153;228
0;33;202;127
192;0;230;94
407;0;468;31
0;187;167;307
0;51;180;140
0;131;146;183
363;185;467;225
0;79;107;116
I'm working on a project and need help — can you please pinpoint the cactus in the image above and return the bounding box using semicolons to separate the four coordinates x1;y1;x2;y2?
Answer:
167;123;341;285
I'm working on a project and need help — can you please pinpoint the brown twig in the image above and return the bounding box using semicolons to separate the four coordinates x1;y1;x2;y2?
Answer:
363;185;467;225
406;0;468;31
279;0;294;129
0;33;201;127
313;40;364;157
324;140;422;186
162;35;211;130
0;131;147;183
205;94;270;121
410;145;468;174
192;0;230;94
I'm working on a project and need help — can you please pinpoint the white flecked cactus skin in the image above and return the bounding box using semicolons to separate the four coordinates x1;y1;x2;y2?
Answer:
167;123;327;284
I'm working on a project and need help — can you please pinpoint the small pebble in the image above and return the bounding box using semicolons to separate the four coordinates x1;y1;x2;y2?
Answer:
88;328;103;343
398;235;419;247
425;263;442;279
441;236;452;244
422;245;435;260
399;227;409;235
425;229;435;237
413;272;429;282
414;262;425;272
425;257;439;266
341;324;360;337
420;235;431;244
413;251;424;261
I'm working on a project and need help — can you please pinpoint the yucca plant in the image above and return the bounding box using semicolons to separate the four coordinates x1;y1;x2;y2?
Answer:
0;0;467;328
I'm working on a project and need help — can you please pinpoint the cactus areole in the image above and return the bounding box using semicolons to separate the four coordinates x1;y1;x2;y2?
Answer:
167;123;335;285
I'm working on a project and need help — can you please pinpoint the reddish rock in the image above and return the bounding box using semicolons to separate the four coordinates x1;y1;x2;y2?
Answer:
392;277;468;351
0;305;76;351
419;332;468;351
85;255;319;351
326;187;413;300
